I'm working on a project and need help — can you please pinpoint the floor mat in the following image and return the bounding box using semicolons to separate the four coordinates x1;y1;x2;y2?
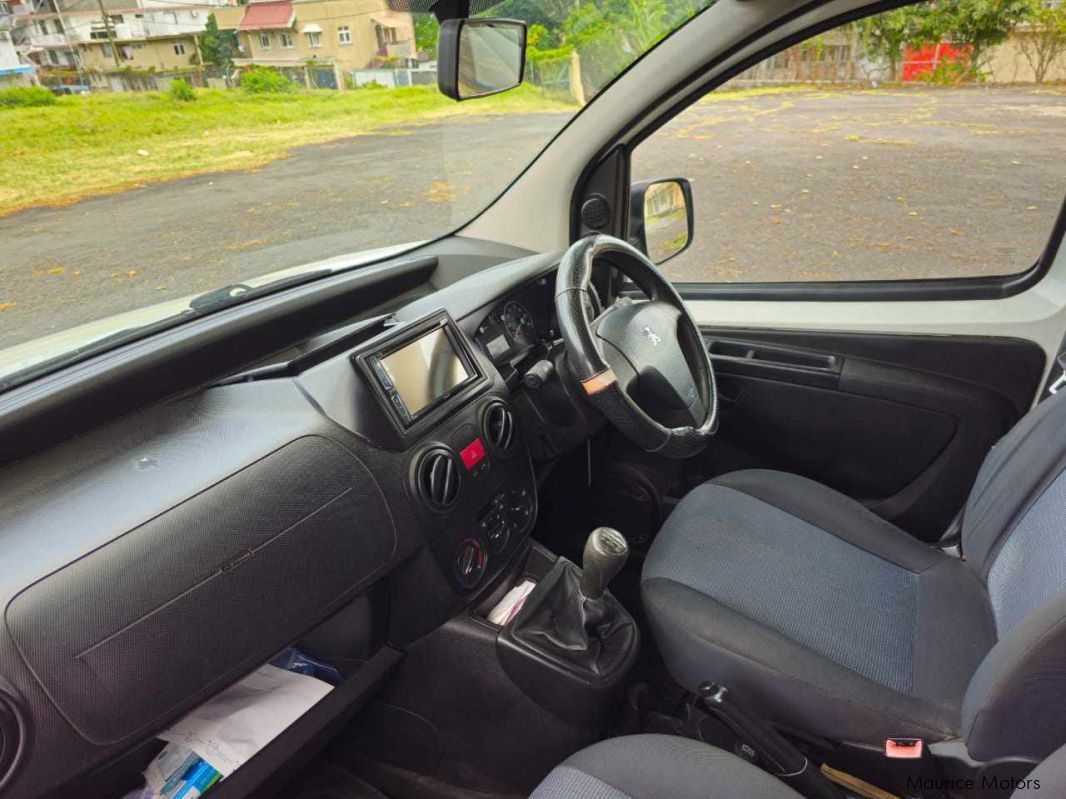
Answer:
351;756;523;799
287;759;392;799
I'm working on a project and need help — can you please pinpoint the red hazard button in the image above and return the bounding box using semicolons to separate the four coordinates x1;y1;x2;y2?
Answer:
459;438;486;470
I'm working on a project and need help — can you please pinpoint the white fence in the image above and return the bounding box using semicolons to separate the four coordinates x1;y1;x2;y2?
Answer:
350;66;436;89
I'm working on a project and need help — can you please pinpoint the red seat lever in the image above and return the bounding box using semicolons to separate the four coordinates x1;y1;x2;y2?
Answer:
884;738;923;759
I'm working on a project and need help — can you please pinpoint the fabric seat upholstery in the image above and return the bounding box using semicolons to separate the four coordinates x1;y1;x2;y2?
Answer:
643;470;995;745
529;735;801;799
643;392;1066;760
528;736;1066;799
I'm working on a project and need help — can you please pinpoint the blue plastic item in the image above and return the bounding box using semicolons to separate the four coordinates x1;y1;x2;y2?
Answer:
269;646;343;685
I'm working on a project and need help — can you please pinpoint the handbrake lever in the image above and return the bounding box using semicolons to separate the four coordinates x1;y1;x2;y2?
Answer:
697;682;842;799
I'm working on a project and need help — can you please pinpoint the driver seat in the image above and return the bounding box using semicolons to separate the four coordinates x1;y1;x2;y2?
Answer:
642;390;1066;761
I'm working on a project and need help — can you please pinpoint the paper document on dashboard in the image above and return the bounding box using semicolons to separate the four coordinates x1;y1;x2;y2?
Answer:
158;664;333;777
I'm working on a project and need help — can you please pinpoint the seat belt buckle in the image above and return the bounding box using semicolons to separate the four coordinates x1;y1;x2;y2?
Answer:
884;738;923;759
1050;353;1066;395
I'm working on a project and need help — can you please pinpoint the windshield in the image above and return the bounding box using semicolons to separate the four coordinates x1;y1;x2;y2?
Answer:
0;0;713;389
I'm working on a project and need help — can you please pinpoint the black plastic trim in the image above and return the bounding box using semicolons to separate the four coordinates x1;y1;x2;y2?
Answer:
707;336;842;390
413;446;464;511
481;399;518;456
352;309;488;437
574;0;1066;302
436;18;527;101
627;177;696;264
206;647;403;799
0;685;27;795
0;257;436;465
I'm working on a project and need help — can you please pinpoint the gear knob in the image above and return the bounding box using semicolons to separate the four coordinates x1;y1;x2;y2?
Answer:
580;527;629;599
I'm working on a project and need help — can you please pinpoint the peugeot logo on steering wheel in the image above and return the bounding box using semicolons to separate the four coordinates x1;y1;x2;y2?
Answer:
642;326;662;347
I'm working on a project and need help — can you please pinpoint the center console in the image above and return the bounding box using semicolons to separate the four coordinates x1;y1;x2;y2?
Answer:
499;528;639;724
339;310;539;598
301;310;640;796
340;534;640;796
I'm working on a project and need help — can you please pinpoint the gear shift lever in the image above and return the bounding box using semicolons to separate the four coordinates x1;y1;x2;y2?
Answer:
508;526;638;682
580;527;629;599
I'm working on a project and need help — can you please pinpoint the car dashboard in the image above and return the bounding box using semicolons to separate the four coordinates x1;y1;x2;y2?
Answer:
0;250;612;799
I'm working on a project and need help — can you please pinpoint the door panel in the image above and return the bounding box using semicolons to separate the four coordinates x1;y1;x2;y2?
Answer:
698;328;1045;540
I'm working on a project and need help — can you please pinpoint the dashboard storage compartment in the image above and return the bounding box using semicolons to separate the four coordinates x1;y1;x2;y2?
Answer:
6;436;396;745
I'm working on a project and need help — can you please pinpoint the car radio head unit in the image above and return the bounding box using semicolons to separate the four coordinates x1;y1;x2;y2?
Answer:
379;325;470;417
355;311;485;430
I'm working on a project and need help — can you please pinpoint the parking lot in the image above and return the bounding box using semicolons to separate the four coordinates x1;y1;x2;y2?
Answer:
1;85;1064;348
635;85;1066;284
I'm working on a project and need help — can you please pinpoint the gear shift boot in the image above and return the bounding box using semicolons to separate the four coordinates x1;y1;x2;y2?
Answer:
497;532;639;726
510;559;636;679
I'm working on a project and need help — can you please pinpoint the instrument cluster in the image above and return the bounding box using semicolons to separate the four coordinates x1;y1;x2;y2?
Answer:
474;281;554;362
474;274;602;365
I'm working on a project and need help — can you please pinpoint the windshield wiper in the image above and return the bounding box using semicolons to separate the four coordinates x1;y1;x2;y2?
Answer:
188;270;336;315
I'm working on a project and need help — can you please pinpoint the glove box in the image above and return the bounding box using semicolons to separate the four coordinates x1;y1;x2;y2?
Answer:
6;436;397;747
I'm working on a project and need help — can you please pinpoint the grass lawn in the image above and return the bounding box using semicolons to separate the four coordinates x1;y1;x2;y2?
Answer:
0;83;575;216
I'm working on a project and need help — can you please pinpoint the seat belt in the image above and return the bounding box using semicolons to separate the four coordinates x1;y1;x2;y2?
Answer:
1044;339;1066;397
1049;352;1066;396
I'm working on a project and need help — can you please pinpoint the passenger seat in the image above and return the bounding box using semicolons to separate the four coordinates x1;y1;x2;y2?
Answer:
529;735;1066;798
530;736;800;799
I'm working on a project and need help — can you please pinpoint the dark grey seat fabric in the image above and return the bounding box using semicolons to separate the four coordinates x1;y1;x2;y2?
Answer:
529;735;801;799
531;736;1066;799
1012;741;1066;797
643;391;1066;761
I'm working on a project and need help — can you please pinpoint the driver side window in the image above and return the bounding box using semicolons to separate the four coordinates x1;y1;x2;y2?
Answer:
631;2;1066;284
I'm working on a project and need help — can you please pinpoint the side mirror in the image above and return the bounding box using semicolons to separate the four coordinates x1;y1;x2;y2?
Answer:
437;18;527;101
629;178;694;264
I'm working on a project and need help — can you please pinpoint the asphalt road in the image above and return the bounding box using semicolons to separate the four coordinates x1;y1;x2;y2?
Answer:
2;86;1064;350
635;86;1066;284
0;112;569;348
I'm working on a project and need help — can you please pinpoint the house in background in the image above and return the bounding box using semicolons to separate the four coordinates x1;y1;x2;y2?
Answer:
728;27;863;85
216;0;414;76
7;0;80;71
11;0;235;84
0;1;36;85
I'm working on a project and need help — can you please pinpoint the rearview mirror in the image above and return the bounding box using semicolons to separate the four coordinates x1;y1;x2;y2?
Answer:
438;18;527;101
629;179;694;264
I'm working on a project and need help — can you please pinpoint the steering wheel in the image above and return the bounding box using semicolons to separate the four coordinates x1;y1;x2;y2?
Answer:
555;235;717;459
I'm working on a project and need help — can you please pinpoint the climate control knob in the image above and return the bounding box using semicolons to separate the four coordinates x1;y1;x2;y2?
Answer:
455;537;488;589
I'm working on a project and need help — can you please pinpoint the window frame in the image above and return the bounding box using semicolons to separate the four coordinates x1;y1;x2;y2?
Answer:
584;0;1066;302
279;31;294;48
337;25;350;45
173;41;186;56
258;31;271;49
305;30;321;48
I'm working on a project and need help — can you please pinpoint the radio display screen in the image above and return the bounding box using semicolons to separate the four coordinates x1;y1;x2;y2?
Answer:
378;326;472;418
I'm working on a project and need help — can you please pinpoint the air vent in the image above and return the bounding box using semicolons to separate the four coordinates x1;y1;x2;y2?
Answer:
416;448;461;509
0;692;24;792
484;402;516;453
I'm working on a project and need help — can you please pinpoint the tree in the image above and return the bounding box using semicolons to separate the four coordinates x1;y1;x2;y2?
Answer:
494;0;568;31
1016;0;1066;82
857;8;925;81
413;13;439;59
559;0;707;92
921;0;1032;79
199;13;238;68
